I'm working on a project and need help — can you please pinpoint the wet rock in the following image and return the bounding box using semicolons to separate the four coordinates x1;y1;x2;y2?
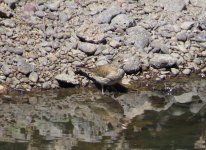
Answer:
125;26;151;50
111;14;135;30
17;60;35;75
123;56;141;74
1;63;12;76
42;81;52;89
171;68;179;75
174;92;194;103
97;6;122;24
28;97;38;105
78;42;97;55
81;77;89;87
182;68;191;75
150;54;177;69
55;72;79;86
29;72;38;82
190;103;205;114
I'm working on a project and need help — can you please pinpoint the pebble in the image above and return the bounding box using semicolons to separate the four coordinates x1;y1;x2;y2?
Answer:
180;21;195;30
29;72;39;82
2;19;16;28
182;68;191;75
150;54;177;69
17;60;35;75
176;31;187;42
55;73;79;86
1;64;12;76
111;14;135;30
171;68;179;75
78;42;97;55
97;5;122;24
47;1;60;11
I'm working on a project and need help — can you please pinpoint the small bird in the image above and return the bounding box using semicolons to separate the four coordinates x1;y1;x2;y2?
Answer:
77;58;126;94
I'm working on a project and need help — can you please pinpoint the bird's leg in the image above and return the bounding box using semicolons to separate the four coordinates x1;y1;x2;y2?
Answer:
101;85;104;95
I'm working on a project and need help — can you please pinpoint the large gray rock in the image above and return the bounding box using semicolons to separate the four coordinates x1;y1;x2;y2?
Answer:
42;81;52;89
1;19;16;28
198;12;206;30
59;12;70;23
176;31;187;42
7;47;24;55
158;24;176;38
78;42;97;55
123;56;141;74
190;0;206;8
180;21;195;30
24;3;37;13
29;72;38;82
193;31;206;42
76;22;106;44
174;92;195;103
150;39;170;54
111;14;135;30
47;1;60;11
97;6;122;24
150;54;177;69
17;60;35;75
157;0;187;12
1;63;12;76
4;0;17;9
55;72;79;86
125;26;151;49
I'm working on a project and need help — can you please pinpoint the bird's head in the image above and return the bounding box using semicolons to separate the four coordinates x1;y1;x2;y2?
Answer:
112;57;128;68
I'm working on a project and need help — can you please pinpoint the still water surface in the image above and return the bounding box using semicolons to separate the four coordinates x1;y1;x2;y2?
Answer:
0;76;206;150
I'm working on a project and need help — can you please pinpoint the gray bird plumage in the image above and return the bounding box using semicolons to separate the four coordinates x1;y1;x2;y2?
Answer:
77;58;126;94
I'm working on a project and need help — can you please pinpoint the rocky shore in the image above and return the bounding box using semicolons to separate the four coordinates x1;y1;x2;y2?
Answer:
1;0;206;91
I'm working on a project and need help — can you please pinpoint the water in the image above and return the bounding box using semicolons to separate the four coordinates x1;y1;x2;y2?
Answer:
0;76;206;150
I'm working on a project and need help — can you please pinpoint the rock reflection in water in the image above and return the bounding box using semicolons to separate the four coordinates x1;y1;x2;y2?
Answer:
0;77;206;149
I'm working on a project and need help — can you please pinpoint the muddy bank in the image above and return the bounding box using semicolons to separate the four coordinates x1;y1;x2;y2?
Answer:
1;0;206;90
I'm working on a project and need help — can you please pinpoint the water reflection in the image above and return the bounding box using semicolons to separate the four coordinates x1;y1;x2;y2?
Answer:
0;77;206;149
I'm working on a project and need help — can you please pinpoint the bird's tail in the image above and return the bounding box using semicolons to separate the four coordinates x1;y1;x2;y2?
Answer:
75;67;93;79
